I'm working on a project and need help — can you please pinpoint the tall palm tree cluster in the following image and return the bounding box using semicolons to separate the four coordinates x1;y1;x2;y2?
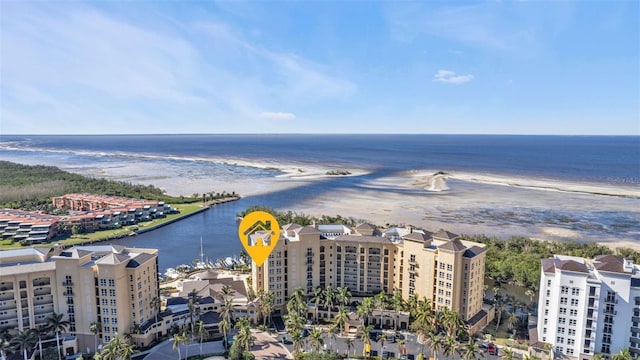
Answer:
408;297;479;360
1;312;71;360
169;289;212;360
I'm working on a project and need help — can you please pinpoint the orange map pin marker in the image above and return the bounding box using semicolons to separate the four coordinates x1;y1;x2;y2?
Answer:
238;211;280;267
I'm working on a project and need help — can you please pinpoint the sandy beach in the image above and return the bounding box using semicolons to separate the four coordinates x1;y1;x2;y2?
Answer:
45;160;640;251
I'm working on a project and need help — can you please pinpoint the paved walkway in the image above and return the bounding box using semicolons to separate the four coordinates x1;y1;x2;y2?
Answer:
144;339;225;360
142;330;291;360
250;330;293;360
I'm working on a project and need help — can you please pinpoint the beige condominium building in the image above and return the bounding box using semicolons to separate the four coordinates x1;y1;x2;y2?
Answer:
252;223;490;331
0;245;159;354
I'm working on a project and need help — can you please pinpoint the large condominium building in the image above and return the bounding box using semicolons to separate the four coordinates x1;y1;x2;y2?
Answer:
0;245;160;353
0;209;60;243
52;193;171;214
534;255;640;360
252;223;488;330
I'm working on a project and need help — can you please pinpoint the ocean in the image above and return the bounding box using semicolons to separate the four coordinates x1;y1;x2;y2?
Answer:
1;134;638;271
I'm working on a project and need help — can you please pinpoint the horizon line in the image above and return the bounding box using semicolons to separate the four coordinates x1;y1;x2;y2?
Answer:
3;132;639;137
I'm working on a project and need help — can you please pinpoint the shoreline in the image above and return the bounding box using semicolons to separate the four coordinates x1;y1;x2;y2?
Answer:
0;197;241;251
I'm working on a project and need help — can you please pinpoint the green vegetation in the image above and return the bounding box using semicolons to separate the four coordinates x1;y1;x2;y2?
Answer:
0;160;201;211
463;235;640;291
237;206;365;228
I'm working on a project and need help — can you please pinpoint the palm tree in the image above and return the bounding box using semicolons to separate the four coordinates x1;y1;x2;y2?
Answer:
337;287;352;307
442;336;457;360
219;297;235;328
613;348;633;360
234;317;252;352
119;343;136;360
291;329;305;355
90;321;102;353
357;297;374;326
524;289;535;306
440;308;464;340
323;287;337;320
46;312;69;360
379;333;387;359
309;327;324;352
196;321;208;355
345;338;355;357
500;348;515;360
592;354;605;360
326;325;338;352
391;291;404;330
506;312;520;333
259;290;275;326
151;296;162;338
459;338;484;360
171;333;187;360
495;298;506;331
425;333;443;360
310;287;324;323
10;330;34;360
0;331;11;360
30;325;47;360
333;306;350;335
218;318;230;349
374;292;387;329
358;324;373;356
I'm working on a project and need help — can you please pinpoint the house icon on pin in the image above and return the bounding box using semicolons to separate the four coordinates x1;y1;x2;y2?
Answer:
243;220;275;246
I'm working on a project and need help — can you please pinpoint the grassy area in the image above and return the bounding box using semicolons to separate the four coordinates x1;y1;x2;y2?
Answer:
0;203;204;250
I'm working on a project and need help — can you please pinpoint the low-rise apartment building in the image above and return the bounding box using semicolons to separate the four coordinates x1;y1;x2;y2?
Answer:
0;245;159;353
534;254;640;360
252;223;489;332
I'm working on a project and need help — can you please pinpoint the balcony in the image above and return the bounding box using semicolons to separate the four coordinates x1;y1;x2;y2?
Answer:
34;295;54;305
0;300;16;310
61;280;74;286
0;309;17;320
0;292;14;301
34;288;52;296
64;290;74;296
35;305;54;316
33;279;51;287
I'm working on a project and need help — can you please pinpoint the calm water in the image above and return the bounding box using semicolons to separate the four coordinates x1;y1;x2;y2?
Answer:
2;134;639;185
1;134;638;271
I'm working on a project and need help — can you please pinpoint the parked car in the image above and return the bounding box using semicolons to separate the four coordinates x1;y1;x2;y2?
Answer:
487;343;499;356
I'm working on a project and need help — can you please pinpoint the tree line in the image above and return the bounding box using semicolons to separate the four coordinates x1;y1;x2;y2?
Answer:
0;161;203;211
463;235;640;291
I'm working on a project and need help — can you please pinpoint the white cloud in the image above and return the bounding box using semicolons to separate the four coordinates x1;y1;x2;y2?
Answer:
260;112;296;120
433;70;475;84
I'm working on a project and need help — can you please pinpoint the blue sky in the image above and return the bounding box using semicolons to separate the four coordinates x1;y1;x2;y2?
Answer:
1;1;638;135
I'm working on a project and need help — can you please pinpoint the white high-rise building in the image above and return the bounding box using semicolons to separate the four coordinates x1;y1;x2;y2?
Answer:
535;254;640;359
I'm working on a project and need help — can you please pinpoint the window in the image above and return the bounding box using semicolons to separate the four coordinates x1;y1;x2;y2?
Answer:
569;319;576;326
568;329;576;336
560;297;568;305
109;289;116;297
570;299;579;306
559;308;567;315
558;317;566;324
556;337;564;344
572;288;580;296
108;279;115;287
100;279;107;286
570;309;578;316
557;327;565;334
